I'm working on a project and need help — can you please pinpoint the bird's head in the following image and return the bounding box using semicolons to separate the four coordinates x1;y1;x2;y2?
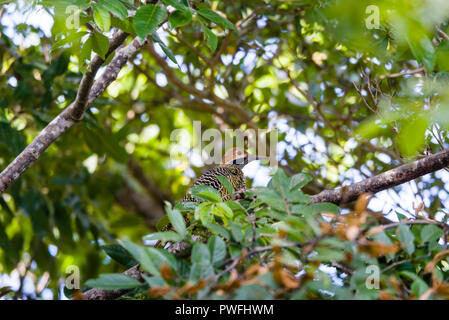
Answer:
222;147;268;168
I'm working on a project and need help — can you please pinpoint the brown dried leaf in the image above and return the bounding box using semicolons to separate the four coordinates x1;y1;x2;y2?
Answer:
379;290;394;300
217;269;241;293
187;279;206;296
434;281;449;298
72;290;85;300
245;263;269;276
366;225;385;236
160;264;173;281
149;285;171;297
355;193;371;214
424;250;449;274
359;241;400;257
320;222;333;235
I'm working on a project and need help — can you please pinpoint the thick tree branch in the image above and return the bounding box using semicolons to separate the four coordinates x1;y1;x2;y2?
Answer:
0;32;148;194
310;148;449;205
80;264;144;300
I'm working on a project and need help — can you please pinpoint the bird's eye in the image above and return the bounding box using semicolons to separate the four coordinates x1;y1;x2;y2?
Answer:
237;151;242;155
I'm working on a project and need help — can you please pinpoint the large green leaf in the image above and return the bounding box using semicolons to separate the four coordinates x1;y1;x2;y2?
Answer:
169;9;192;29
91;32;110;60
102;244;138;268
207;235;226;266
133;4;166;39
191;185;222;202
120;241;158;275
216;175;234;198
85;273;142;290
99;0;128;20
197;9;237;33
420;224;443;243
166;202;186;237
93;3;111;32
397;224;415;255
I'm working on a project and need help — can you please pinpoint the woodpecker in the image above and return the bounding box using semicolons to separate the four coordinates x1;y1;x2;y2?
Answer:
182;147;266;202
155;148;266;249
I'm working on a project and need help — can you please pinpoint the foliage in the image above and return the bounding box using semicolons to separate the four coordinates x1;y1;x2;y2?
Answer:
84;170;449;300
1;0;449;299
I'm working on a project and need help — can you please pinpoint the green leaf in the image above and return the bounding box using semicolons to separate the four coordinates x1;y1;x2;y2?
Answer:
197;9;237;33
216;175;235;197
191;185;222;202
174;201;198;211
407;34;435;72
400;271;429;297
146;247;177;271
235;284;272;299
99;0;128;20
80;36;93;63
254;188;286;211
421;224;443;243
289;173;312;190
229;221;244;242
156;215;170;231
169;9;192;29
133;4;166;40
189;261;214;282
287;190;311;204
397;224;415;255
201;23;218;52
0;123;26;156
102;244;138;268
436;41;449;71
166;202;186;236
309;202;339;214
81;121;128;162
93;3;111;32
271;168;289;197
194;202;213;225
162;0;189;11
144;231;183;242
85;273;142;290
52;31;88;52
111;16;135;34
214;202;233;219
142;274;166;287
310;247;345;262
91;32;110;60
208;235;226;266
397;115;429;157
191;243;210;264
120;241;158;275
151;32;179;66
204;223;231;240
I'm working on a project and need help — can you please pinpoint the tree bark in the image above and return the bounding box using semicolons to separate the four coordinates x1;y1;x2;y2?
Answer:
80;264;144;300
310;148;449;205
0;31;146;194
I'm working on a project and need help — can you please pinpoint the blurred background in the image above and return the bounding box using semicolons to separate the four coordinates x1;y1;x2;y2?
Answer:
1;0;449;299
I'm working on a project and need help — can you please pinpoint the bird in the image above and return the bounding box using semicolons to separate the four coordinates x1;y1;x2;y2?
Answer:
155;148;266;249
182;147;266;202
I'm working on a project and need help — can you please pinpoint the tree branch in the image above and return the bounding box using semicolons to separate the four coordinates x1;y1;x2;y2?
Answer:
0;32;148;194
310;148;449;205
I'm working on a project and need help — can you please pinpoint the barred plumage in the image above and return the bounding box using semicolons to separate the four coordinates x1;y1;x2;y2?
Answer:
182;165;245;202
155;148;266;248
